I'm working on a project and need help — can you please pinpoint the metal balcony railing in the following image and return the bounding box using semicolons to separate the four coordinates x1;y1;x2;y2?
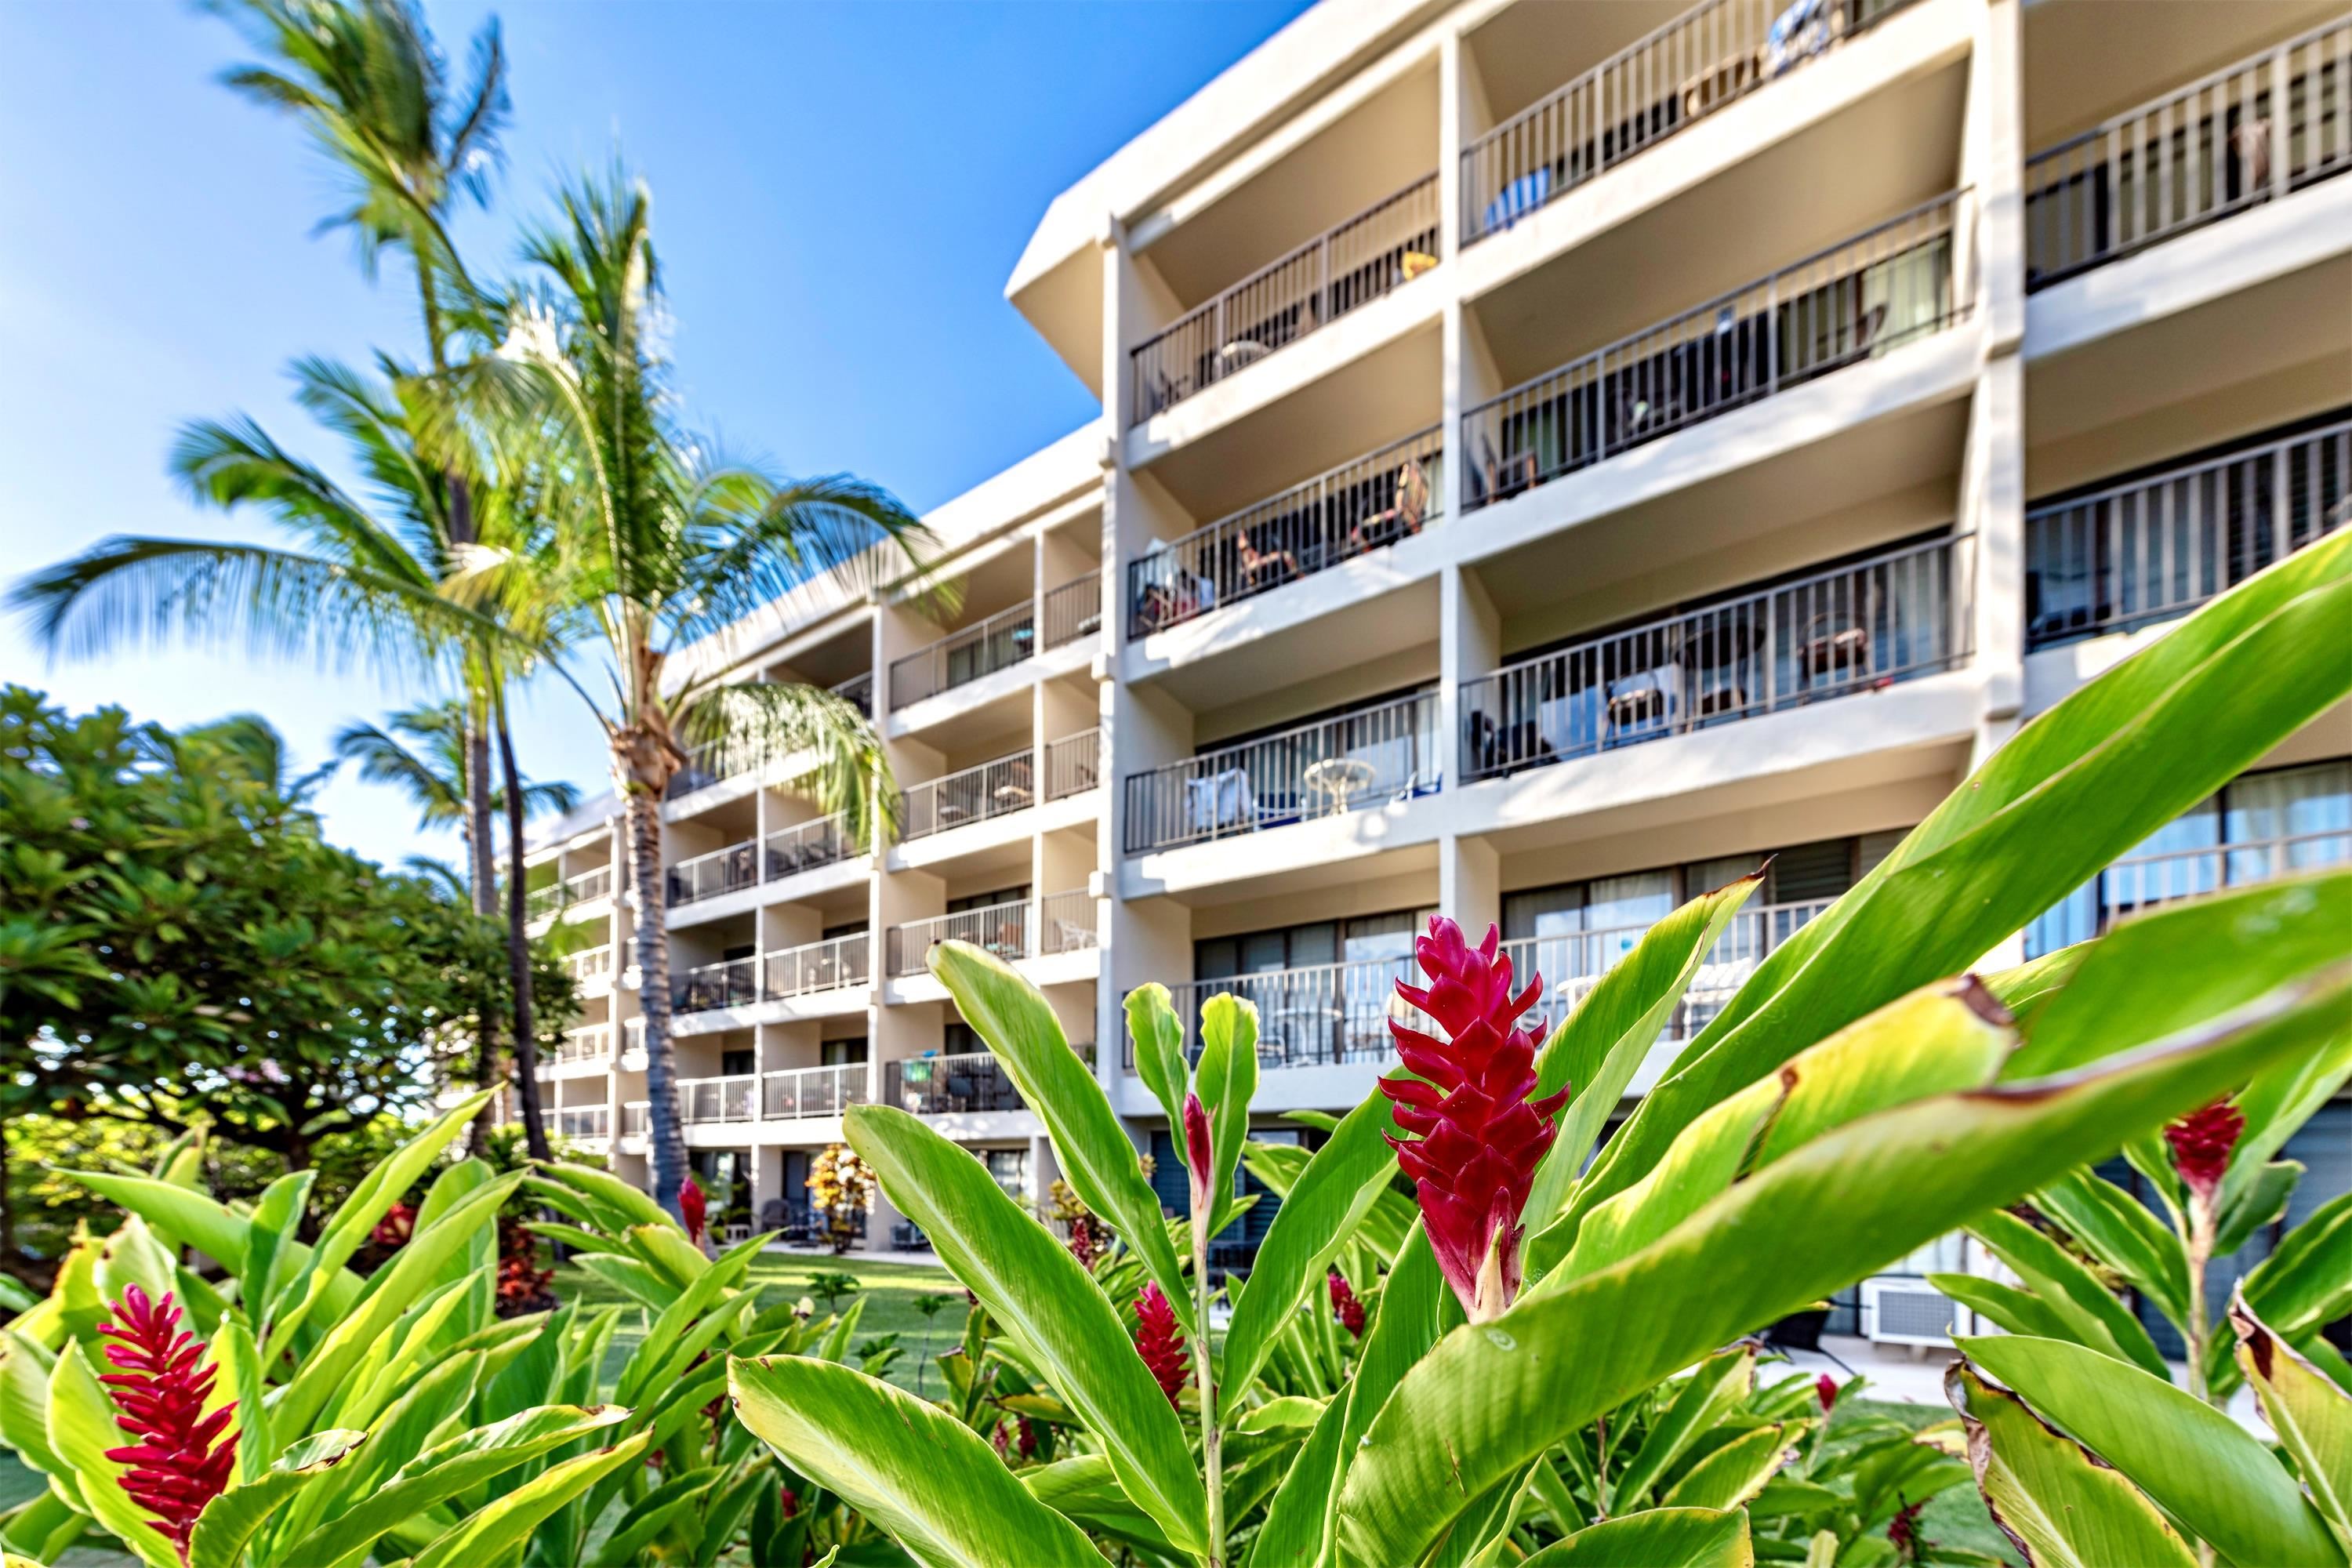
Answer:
672;933;871;1015
833;670;874;718
764;1062;869;1120
552;1025;612;1065
554;1105;610;1140
891;601;1036;710
666;839;760;908
2024;16;2352;289
1127;426;1446;638
1042;572;1104;650
681;1074;759;1125
564;947;612;985
2080;829;2352;929
1461;535;1972;782
2025;416;2351;649
621;1102;647;1138
1501;896;1832;1044
886;892;1087;977
1123;691;1442;855
765;814;855;879
897;1043;1095;1116
1462;0;1915;245
902;750;1035;840
1461;191;1969;512
1134;955;1435;1071
1046;729;1101;800
1131;173;1441;422
528;866;612;920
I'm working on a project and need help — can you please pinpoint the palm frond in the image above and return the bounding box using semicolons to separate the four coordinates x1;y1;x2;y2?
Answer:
169;413;437;588
332;713;465;829
676;680;898;850
666;468;948;647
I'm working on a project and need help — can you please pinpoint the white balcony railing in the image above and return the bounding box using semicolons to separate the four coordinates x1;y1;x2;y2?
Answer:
1502;897;1832;1043
2084;830;2350;930
1461;534;1973;782
899;1044;1095;1116
554;1105;610;1140
763;1062;869;1120
2024;15;2352;288
672;933;872;1015
2025;417;2350;650
902;750;1034;840
1123;691;1442;855
1046;729;1101;801
528;866;612;920
666;839;760;907
891;600;1036;710
551;1025;612;1065
564;947;613;987
680;1073;759;1124
887;891;1096;978
622;1102;648;1138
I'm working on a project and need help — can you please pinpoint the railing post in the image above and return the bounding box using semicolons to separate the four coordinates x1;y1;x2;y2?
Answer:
2270;44;2290;200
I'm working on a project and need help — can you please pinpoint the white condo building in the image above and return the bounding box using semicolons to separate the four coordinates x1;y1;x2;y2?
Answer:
518;0;2352;1349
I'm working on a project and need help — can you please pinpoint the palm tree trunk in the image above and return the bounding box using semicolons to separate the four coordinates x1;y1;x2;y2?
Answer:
500;717;551;1162
465;708;503;1146
625;782;685;1220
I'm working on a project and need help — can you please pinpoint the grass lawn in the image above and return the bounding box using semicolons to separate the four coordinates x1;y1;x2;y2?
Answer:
554;1248;967;1395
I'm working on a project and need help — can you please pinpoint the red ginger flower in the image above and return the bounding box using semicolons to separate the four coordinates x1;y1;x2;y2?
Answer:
1888;1497;1928;1562
680;1176;708;1245
370;1201;416;1250
1816;1373;1838;1413
2166;1098;2244;1202
1181;1092;1214;1218
1328;1269;1366;1338
1132;1282;1189;1406
96;1285;234;1565
1381;916;1569;1323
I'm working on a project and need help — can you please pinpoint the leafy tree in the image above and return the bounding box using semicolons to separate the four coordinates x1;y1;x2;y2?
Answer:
334;699;580;831
0;688;572;1275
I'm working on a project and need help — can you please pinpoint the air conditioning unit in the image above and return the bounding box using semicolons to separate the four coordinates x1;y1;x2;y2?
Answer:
1863;1276;1959;1348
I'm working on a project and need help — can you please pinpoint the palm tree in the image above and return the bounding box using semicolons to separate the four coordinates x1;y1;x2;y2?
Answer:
8;355;583;1154
335;699;579;835
474;166;942;1218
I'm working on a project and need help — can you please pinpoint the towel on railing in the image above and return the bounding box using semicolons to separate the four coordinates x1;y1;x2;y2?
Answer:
1183;768;1255;833
1483;167;1552;236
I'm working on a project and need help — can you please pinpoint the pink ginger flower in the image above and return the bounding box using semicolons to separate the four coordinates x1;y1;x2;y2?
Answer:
1328;1269;1366;1338
2165;1098;2244;1201
96;1286;235;1565
680;1175;708;1244
1380;916;1570;1323
1816;1374;1838;1412
1181;1091;1213;1217
1132;1282;1189;1406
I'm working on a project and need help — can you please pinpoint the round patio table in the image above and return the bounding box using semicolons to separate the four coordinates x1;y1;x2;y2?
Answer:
1302;757;1377;814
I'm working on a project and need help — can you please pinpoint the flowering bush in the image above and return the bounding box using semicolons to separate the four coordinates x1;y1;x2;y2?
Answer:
806;1142;878;1254
719;538;2351;1566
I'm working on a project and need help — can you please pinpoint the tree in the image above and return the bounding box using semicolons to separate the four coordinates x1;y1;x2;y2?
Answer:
478;165;941;1217
0;688;572;1276
333;699;579;833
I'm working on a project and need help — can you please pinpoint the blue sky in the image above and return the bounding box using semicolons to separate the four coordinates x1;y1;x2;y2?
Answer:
0;0;1309;869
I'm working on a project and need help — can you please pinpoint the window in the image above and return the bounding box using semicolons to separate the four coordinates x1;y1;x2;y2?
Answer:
720;1048;753;1076
983;1149;1028;1201
943;1021;985;1057
1195;909;1428;979
822;918;869;939
820;1036;867;1066
2026;760;2350;957
949;885;1028;913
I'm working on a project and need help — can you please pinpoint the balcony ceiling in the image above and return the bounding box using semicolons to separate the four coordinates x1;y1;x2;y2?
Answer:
1152;579;1441;713
1465;0;1693;128
1472;393;1967;631
1471;56;1968;388
2023;0;2342;149
1141;64;1440;310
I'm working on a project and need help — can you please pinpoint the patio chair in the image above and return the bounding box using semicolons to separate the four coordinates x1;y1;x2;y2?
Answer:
1237;530;1303;591
1799;615;1870;682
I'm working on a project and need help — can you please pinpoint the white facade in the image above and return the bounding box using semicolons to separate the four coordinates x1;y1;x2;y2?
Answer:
519;0;2352;1280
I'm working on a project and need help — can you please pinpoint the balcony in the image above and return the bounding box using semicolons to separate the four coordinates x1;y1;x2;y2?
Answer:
551;1025;612;1065
1130;173;1440;423
1043;572;1103;650
622;1102;647;1138
2091;830;2352;930
1123;691;1441;856
1127;427;1445;639
665;815;855;909
564;947;612;988
2026;417;2350;651
1503;896;1830;1038
885;891;1097;978
833;670;874;718
1461;191;1967;513
527;866;612;921
664;673;873;799
902;750;1034;840
1462;535;1971;783
680;1074;758;1125
1046;729;1101;800
671;932;872;1016
1462;0;1916;248
554;1105;610;1141
2024;16;2352;290
898;1044;1096;1117
762;1063;869;1120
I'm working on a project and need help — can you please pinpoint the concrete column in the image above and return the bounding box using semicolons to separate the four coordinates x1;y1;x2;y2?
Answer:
1441;833;1502;937
1965;358;2027;746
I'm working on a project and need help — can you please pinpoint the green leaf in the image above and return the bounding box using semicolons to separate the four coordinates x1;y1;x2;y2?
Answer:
613;1229;764;1408
1125;983;1192;1136
846;1103;1207;1555
1945;1362;2195;1568
1519;1507;1752;1566
2245;1191;2352;1340
2234;1294;2352;1549
2029;1167;2190;1328
2223;1023;2352;1214
1250;1384;1350;1568
206;1319;268;1486
1197;993;1261;1236
1928;1273;2076;1342
404;1429;651;1568
0;1334;64;1485
730;1353;1102;1568
285;1404;633;1568
2216;1160;2306;1258
931;940;1195;1331
1661;1421;1798;1511
1221;1087;1399;1418
589;1465;723;1568
1615;1348;1753;1507
1962;1334;2345;1568
1526;869;1762;1257
1965;1208;2172;1378
1023;1454;1179;1558
1330;964;2347;1564
238;1169;314;1341
42;1342;180;1568
1570;532;2352;1229
186;1428;365;1568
